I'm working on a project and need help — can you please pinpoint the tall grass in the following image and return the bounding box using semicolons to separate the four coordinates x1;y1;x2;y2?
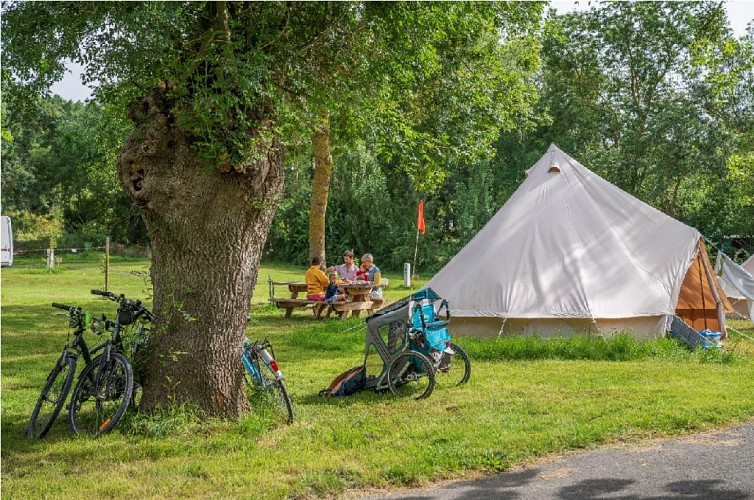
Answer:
464;334;741;363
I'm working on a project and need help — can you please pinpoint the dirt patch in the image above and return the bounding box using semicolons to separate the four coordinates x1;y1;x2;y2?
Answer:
538;467;578;480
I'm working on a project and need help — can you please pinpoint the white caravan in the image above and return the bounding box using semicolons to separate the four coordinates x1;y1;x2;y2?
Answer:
1;216;13;267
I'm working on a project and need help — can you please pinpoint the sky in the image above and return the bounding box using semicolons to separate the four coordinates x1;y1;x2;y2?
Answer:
51;0;754;102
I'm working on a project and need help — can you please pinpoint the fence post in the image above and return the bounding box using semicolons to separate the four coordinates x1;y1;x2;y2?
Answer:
104;237;110;292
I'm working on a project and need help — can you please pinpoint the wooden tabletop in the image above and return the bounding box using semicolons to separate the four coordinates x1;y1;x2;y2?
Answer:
341;281;375;288
273;281;376;301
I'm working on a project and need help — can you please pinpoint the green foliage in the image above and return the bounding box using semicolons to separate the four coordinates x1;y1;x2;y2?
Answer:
267;143;426;270
359;2;546;191
3;210;63;243
4;1;750;273
1;94;144;246
491;2;753;252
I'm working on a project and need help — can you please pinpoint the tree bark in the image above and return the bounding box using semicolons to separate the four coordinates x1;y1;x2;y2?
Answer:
309;113;332;263
117;88;284;418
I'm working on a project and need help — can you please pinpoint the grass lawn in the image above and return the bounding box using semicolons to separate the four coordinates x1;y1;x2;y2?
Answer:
3;254;754;499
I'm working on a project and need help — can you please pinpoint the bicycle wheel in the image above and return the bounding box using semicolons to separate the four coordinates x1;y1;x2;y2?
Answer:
434;342;471;387
244;352;294;423
69;352;133;436
28;355;76;439
387;351;435;400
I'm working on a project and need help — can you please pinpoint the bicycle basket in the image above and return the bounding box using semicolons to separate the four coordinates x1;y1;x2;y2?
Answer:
118;308;135;325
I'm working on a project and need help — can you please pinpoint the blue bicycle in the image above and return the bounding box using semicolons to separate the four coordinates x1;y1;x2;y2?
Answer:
242;338;294;423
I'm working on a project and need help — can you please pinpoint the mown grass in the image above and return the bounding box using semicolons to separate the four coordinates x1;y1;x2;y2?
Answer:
2;254;754;499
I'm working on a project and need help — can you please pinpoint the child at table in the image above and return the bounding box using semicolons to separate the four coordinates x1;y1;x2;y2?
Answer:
355;264;368;282
324;273;345;304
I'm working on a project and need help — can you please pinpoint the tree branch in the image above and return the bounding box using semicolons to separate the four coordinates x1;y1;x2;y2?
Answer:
217;1;232;44
180;3;233;83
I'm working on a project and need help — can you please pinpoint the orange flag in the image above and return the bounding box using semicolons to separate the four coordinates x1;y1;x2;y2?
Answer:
417;199;426;235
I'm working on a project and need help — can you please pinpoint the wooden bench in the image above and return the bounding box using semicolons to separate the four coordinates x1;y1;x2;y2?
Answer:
330;298;385;320
268;279;333;318
271;298;329;318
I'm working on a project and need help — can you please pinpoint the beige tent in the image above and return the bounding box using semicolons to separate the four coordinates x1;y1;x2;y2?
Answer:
427;145;731;339
715;252;754;322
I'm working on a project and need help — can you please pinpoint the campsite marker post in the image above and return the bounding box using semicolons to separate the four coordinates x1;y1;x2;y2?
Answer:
104;237;110;292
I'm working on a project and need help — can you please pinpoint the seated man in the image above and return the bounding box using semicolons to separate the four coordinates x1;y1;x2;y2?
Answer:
324;272;346;304
327;250;359;282
305;256;330;301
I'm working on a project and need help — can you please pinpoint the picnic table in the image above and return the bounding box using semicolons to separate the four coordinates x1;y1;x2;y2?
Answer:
268;278;384;319
268;280;329;318
329;281;384;320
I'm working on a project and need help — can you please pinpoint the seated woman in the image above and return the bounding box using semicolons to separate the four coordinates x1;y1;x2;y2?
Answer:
305;255;330;301
361;253;383;300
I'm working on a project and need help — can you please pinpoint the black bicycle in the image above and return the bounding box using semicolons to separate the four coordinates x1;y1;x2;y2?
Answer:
67;290;152;436
27;304;110;439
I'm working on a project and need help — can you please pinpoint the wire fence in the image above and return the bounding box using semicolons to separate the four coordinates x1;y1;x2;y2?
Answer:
12;243;150;258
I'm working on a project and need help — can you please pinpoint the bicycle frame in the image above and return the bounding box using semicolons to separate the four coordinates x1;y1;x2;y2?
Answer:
53;306;109;379
90;289;153;358
241;337;293;422
242;339;283;387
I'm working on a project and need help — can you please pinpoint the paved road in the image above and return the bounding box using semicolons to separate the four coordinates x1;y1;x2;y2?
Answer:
372;421;754;499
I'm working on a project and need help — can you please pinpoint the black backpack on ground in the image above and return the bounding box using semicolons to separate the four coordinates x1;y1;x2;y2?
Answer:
319;365;366;397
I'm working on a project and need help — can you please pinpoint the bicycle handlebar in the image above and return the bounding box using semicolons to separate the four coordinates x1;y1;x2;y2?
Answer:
91;289;153;323
52;302;73;310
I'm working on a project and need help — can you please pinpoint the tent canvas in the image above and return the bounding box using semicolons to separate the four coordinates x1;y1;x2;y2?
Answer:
426;145;731;339
744;254;754;276
715;252;754;322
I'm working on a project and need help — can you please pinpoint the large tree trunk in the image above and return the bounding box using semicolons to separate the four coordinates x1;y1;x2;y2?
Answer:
117;88;284;418
309;113;332;262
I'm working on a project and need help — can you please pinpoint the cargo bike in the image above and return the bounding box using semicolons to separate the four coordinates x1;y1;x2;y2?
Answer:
362;288;471;400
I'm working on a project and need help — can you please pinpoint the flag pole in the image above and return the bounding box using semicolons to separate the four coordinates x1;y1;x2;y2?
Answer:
412;224;420;290
412;199;425;290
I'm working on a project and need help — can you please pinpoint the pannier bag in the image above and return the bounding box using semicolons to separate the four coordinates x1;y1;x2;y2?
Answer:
319;365;366;397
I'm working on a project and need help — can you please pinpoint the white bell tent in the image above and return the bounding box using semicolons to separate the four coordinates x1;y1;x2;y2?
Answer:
427;145;730;338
